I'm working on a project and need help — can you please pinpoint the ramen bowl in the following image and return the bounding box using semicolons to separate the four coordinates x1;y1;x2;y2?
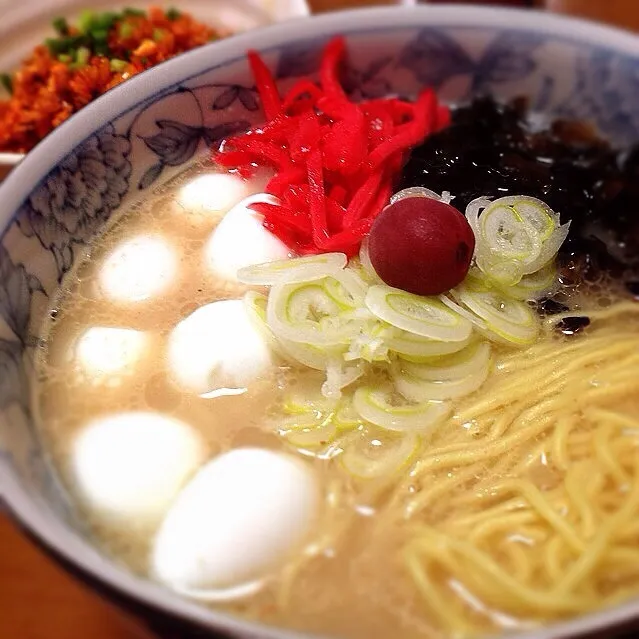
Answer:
1;5;639;639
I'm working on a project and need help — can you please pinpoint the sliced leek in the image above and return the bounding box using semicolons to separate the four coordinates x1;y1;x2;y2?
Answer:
397;372;486;402
283;373;338;414
390;186;453;206
237;252;347;285
438;294;487;330
454;285;539;346
399;341;491;382
502;261;559;301
466;195;568;288
519;222;570;276
385;329;473;361
278;338;343;371
279;412;338;448
322;359;365;399
267;281;364;346
243;289;269;332
339;427;420;479
366;285;473;342
333;400;364;431
345;321;391;363
243;290;295;363
324;269;368;308
353;385;451;432
358;239;382;284
394;362;490;402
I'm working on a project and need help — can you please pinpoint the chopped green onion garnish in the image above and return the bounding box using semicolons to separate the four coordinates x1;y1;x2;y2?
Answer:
166;7;181;20
94;41;110;57
46;34;90;55
122;8;145;17
45;37;65;55
52;17;69;36
93;11;118;30
152;28;165;42
0;73;12;95
90;28;109;43
110;59;128;72
75;46;90;66
119;22;134;39
57;53;72;64
78;10;95;33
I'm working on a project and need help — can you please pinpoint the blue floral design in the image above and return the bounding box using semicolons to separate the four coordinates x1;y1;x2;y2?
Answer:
0;339;27;411
0;244;43;411
554;49;639;144
398;28;543;94
211;85;259;111
398;29;474;88
0;244;44;344
275;41;392;100
139;118;250;190
17;125;132;281
533;74;555;111
276;39;326;79
342;55;393;100
472;32;544;92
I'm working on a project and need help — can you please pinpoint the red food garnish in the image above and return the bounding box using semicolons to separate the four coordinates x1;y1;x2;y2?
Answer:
214;36;450;256
368;196;475;296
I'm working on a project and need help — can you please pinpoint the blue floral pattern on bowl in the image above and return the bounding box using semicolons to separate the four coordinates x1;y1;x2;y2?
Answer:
1;8;639;639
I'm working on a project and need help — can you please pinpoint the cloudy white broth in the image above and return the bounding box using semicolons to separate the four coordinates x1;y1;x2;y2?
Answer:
34;38;639;639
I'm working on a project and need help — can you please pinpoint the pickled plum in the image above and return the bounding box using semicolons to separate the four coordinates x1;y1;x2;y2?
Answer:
368;196;475;296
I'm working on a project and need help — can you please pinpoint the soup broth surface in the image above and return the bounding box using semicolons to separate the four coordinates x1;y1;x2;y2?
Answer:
34;159;639;639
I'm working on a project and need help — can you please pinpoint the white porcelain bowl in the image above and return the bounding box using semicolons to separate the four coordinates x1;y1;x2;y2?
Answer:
1;6;639;639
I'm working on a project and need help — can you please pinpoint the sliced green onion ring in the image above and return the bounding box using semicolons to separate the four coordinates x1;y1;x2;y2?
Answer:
393;359;490;402
339;427;420;479
244;290;294;362
399;341;491;382
237;252;347;286
358;238;382;284
279;338;344;371
479;201;542;260
454;285;539;346
519;222;570;275
386;329;473;361
438;294;487;330
345;321;390;363
503;261;558;301
322;359;365;399
283;377;337;415
366;285;473;342
244;289;269;328
333;399;364;431
390;186;453;206
279;413;337;448
353;385;451;432
510;196;559;240
464;196;492;242
267;281;364;345
466;195;568;287
324;269;368;308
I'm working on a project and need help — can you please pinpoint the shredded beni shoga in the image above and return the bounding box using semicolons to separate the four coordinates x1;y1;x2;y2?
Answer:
213;37;450;256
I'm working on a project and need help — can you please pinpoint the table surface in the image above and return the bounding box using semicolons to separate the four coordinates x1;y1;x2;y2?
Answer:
2;1;639;638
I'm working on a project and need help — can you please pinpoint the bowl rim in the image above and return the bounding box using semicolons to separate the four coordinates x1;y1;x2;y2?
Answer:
2;5;639;639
